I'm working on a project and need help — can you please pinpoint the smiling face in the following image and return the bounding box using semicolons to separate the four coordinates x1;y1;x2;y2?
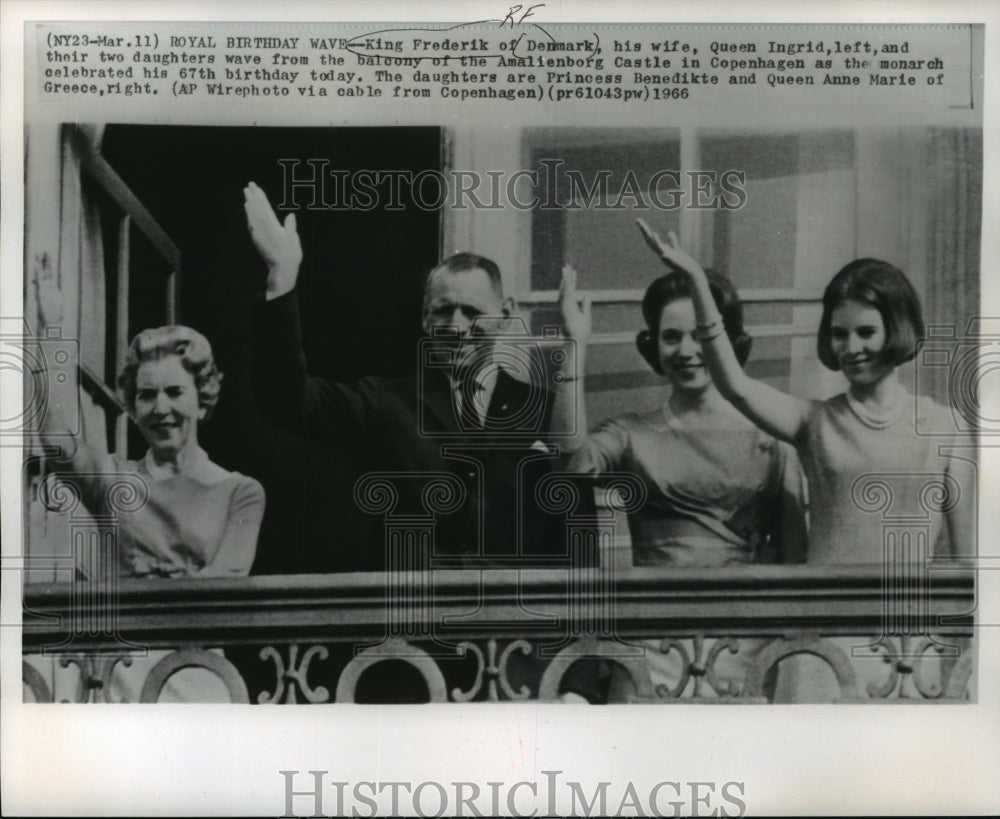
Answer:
132;356;204;457
828;299;890;386
423;267;509;371
656;297;712;394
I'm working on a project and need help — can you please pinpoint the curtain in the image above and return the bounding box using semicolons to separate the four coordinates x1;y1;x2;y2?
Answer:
924;127;982;409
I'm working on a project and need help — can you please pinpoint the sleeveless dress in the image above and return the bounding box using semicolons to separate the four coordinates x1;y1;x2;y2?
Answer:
570;403;808;700
784;393;972;701
798;394;963;563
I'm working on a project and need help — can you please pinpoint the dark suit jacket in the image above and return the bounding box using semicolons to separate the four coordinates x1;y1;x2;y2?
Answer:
203;329;378;575
252;291;606;701
256;291;594;569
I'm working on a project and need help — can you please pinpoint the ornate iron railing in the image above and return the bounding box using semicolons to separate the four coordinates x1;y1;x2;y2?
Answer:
22;565;975;704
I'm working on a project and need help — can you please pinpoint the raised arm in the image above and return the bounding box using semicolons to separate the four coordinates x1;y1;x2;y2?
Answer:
244;181;302;300
33;252;101;475
243;182;367;443
551;264;592;454
244;181;308;429
635;220;811;445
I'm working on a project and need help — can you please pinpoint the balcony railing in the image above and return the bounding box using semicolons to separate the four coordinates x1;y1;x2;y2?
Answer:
22;565;975;704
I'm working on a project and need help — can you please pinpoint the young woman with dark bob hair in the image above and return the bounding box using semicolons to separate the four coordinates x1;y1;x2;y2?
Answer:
566;267;806;569
635;220;974;565
560;262;807;701
623;223;978;701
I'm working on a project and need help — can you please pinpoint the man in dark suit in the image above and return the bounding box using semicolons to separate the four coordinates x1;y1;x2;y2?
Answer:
243;182;593;569
242;182;605;702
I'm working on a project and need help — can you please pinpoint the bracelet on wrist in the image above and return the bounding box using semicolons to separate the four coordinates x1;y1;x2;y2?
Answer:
693;319;723;342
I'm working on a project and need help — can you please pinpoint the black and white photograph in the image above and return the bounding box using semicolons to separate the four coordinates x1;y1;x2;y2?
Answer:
3;1;998;816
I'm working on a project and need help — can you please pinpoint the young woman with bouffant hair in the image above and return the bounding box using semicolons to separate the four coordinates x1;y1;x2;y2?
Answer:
636;221;973;565
560;258;807;701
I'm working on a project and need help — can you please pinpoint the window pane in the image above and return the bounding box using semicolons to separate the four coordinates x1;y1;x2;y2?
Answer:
527;128;681;291
701;131;855;290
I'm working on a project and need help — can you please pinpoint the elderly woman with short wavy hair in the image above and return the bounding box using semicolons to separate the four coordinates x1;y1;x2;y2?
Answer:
43;323;264;579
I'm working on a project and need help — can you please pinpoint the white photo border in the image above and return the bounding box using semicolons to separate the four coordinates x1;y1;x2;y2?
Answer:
2;1;998;816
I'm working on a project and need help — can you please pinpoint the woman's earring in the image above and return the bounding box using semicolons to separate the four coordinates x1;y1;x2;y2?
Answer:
636;330;663;375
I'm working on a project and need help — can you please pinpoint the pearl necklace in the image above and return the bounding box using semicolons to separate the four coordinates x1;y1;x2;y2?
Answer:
845;390;909;429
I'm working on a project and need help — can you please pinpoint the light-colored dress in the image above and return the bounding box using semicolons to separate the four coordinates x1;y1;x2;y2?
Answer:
26;447;264;703
570;402;808;700
79;448;265;579
785;393;972;701
798;393;964;563
571;403;807;566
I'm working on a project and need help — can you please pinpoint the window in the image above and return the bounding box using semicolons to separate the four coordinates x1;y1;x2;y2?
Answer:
71;124;181;458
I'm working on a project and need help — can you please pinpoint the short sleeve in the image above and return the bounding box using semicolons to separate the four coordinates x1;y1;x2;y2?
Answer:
568;417;632;478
